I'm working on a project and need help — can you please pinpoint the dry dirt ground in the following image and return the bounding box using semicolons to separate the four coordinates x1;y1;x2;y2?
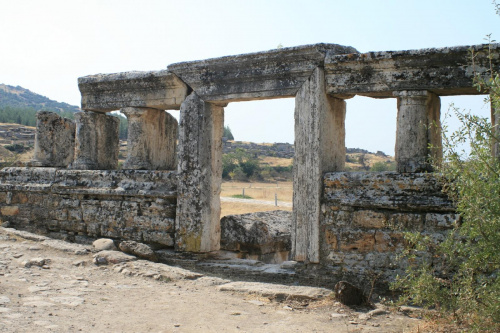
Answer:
0;228;424;333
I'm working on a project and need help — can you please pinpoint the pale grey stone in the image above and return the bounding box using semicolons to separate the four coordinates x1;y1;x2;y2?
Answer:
293;67;345;263
118;241;157;262
0;296;10;305
394;90;441;173
92;238;117;251
220;210;291;255
217;282;332;301
175;92;223;252
71;111;120;170
92;250;136;265
121;107;177;170
169;43;357;103
78;70;188;112
32;111;75;167
325;43;500;98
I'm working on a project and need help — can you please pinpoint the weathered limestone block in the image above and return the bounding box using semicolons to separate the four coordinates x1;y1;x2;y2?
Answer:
394;90;441;173
352;210;386;229
175;92;223;252
293;67;345;263
324;172;453;211
78;70;188;112
325;43;500;97
119;240;158;262
71;111;120;170
32;111;76;167
220;210;291;254
121;107;178;170
169;43;358;103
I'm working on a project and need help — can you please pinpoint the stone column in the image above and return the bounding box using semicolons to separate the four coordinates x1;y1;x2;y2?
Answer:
393;90;441;173
292;67;346;263
71;111;120;170
492;99;500;159
121;107;178;170
175;92;223;252
32;111;76;167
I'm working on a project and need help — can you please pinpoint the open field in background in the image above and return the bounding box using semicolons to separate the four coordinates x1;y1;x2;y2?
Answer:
220;200;292;217
221;181;293;202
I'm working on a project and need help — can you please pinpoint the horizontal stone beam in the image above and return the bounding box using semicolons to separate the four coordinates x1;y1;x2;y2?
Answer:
325;43;500;98
78;70;189;112
168;43;358;103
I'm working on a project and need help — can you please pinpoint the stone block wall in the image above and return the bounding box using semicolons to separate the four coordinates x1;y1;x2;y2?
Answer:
320;172;456;284
0;168;177;247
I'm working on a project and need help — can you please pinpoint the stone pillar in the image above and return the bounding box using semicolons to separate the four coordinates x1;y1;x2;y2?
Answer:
492;99;500;159
175;92;223;252
71;111;120;170
292;67;346;263
394;90;441;173
32;111;75;167
121;107;178;170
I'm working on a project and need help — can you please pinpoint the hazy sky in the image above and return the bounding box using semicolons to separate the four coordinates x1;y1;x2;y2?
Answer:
0;0;498;154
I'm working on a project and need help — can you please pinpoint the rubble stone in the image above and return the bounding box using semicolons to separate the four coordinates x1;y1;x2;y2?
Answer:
119;240;158;262
220;210;291;255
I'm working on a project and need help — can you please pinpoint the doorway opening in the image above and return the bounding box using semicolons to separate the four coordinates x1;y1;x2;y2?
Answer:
344;96;397;172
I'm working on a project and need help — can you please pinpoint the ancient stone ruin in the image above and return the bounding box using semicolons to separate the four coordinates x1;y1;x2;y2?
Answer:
0;42;499;291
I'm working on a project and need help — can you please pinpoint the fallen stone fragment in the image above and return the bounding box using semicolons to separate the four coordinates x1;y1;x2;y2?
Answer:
93;251;136;265
113;260;203;281
93;238;117;251
220;210;291;255
119;240;157;262
217;282;332;301
334;281;367;306
22;258;50;268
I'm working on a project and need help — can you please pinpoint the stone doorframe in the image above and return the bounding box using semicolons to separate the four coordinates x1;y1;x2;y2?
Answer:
77;42;499;263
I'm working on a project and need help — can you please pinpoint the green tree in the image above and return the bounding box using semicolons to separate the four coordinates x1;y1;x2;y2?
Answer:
223;125;234;140
393;42;500;332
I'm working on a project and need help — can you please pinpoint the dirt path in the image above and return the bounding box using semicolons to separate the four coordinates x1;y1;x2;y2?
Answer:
0;228;422;332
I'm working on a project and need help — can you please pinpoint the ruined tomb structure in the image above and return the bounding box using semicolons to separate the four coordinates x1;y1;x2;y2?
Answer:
0;42;498;290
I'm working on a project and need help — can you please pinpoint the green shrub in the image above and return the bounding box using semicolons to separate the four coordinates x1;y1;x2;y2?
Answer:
392;43;500;332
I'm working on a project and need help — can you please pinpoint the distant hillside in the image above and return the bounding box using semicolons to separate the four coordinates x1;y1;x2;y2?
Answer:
0;84;80;113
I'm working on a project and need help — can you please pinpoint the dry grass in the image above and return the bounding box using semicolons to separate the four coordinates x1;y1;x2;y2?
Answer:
221;201;292;217
259;156;293;167
221;181;293;202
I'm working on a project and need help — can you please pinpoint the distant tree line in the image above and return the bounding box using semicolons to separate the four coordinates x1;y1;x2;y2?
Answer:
0;106;128;139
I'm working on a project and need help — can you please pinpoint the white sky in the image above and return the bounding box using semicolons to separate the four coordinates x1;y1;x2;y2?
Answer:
0;0;498;155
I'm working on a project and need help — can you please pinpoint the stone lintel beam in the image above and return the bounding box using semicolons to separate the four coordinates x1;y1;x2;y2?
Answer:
71;111;120;170
121;107;178;170
32;111;76;167
78;70;189;112
394;90;441;173
293;67;346;264
168;43;358;103
175;92;223;253
325;43;500;98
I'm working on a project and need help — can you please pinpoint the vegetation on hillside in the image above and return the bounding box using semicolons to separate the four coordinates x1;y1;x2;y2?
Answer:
0;84;80;113
393;40;500;332
0;84;129;139
222;148;292;181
